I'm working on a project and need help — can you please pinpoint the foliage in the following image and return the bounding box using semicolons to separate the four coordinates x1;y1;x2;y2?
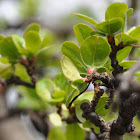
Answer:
1;2;140;140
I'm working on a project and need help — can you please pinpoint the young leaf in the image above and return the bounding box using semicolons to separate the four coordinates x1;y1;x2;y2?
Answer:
72;13;98;26
54;73;67;90
65;89;77;107
96;18;123;34
0;63;12;79
61;41;87;74
97;67;110;74
24;31;41;54
66;123;86;140
15;63;32;83
23;23;40;37
75;100;88;123
72;79;87;93
127;8;133;18
119;60;136;69
74;23;94;45
48;127;67;140
129;26;140;40
0;37;20;63
116;46;132;62
115;33;139;45
105;2;127;20
95;97;109;116
80;36;110;69
83;120;100;134
36;79;53;102
61;56;81;81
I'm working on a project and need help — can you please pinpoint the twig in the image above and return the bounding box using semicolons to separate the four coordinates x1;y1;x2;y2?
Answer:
5;76;35;88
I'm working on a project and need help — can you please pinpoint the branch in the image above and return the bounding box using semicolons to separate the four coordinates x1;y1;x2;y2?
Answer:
80;102;111;140
5;76;35;88
107;36;124;77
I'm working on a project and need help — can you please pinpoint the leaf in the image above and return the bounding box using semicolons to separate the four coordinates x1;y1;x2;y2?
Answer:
0;63;12;79
105;2;127;20
0;37;20;63
72;13;98;26
96;18;123;34
61;56;81;81
116;46;132;62
15;63;32;83
129;26;140;40
75;100;88;123
80;36;110;69
74;23;94;45
83;120;100;134
36;79;53;102
65;89;77;107
126;8;133;18
97;67;110;74
61;41;87;74
66;123;86;140
12;34;25;49
95;97;109;116
115;33;139;45
48;127;67;140
18;96;46;111
53;90;65;99
54;73;67;90
24;31;41;54
102;113;116;122
49;113;62;127
119;60;136;69
23;23;40;37
76;92;94;102
72;79;87;92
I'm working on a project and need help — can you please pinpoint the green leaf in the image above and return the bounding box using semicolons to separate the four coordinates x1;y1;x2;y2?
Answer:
36;79;53;102
119;60;136;69
129;26;140;40
74;23;94;45
48;127;67;140
24;31;41;54
95;97;109;116
0;63;12;79
80;35;110;69
49;113;62;127
61;41;87;74
72;13;98;26
15;63;32;83
105;2;127;20
53;90;65;99
61;56;81;81
97;67;110;74
66;123;86;140
54;73;67;90
126;8;133;18
76;92;94;102
116;46;132;62
75;100;88;123
102;113;116;122
18;96;46;111
115;33;139;45
72;79;87;92
0;37;20;63
83;120;100;134
12;34;26;53
23;23;40;37
65;89;78;107
96;18;123;34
